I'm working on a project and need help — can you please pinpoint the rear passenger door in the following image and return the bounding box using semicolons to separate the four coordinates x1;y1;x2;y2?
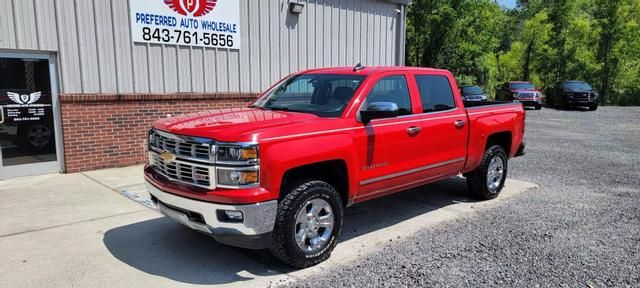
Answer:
412;73;469;178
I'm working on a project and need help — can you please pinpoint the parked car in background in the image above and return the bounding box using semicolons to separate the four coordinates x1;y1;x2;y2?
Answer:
546;80;598;111
144;66;526;268
496;81;543;110
460;85;488;102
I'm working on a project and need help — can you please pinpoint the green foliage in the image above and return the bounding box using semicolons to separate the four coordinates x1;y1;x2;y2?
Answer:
406;0;640;105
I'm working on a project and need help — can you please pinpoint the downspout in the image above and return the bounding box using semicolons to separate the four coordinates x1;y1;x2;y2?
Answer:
395;4;407;66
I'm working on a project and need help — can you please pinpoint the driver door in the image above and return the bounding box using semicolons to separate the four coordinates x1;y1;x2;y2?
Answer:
353;74;426;201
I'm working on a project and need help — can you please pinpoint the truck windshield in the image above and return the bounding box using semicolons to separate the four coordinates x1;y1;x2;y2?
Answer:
562;81;592;91
462;86;483;95
252;74;366;117
510;83;535;90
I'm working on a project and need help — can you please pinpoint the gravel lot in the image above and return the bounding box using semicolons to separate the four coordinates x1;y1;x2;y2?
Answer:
285;106;640;287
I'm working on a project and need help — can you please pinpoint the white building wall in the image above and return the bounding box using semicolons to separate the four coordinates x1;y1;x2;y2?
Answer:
0;0;405;94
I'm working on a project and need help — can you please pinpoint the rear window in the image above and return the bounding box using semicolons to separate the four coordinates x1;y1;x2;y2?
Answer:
510;82;535;90
415;75;456;112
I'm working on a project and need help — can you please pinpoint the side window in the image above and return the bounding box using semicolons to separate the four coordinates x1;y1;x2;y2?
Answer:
415;75;456;113
363;76;412;116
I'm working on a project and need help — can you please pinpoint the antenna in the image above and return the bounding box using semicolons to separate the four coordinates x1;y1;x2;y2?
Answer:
353;63;366;72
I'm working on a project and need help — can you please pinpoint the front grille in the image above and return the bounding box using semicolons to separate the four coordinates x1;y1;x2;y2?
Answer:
150;152;213;188
149;130;213;162
518;92;537;98
573;93;590;99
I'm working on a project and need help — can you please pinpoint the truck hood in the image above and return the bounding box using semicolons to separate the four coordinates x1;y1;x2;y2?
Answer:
152;108;321;142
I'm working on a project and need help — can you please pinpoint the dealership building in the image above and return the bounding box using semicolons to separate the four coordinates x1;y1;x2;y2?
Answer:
0;0;409;178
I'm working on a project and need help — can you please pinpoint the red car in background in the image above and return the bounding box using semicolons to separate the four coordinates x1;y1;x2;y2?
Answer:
496;81;543;110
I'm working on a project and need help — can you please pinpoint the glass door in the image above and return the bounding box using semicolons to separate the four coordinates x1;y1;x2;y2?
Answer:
0;53;62;179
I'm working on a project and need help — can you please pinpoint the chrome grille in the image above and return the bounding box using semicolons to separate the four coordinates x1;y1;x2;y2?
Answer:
148;130;213;162
150;152;213;188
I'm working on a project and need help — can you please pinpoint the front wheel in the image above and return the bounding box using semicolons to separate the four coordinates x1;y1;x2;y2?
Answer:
535;104;542;110
271;180;344;268
589;104;598;111
466;145;508;200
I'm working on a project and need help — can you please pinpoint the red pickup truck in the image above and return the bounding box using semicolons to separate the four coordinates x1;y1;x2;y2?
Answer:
144;66;526;268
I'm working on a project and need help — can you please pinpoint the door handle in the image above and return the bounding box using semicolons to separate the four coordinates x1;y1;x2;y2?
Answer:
454;120;466;128
406;126;421;135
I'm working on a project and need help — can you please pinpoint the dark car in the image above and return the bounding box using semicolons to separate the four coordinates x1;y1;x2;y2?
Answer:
496;81;543;110
460;85;488;102
546;80;598;111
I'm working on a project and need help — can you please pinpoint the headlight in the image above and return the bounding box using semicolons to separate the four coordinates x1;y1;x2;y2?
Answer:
217;145;259;163
566;92;574;99
217;169;259;187
512;93;519;98
482;95;487;100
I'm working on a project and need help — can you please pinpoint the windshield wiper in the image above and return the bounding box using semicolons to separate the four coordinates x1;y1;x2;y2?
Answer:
264;105;290;111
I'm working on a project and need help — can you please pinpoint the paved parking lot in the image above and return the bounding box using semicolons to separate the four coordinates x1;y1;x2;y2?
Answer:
0;106;637;287
0;155;535;288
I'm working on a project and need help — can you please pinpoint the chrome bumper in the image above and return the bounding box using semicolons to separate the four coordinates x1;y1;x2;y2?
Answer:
145;181;277;249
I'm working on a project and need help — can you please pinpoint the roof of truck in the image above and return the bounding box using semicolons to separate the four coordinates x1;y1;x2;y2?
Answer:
299;66;450;76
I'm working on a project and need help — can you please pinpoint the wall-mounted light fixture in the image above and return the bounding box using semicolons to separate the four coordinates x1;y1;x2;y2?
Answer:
289;2;305;14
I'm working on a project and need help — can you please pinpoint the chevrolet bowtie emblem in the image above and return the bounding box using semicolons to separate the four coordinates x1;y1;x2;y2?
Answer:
160;151;176;163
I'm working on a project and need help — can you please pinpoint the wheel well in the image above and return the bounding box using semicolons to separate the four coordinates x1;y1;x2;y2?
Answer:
281;160;349;206
486;132;512;156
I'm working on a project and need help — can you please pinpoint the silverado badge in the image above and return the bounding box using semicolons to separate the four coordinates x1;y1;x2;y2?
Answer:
160;151;176;163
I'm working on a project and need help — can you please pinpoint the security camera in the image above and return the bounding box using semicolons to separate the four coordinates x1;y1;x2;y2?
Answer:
395;8;401;14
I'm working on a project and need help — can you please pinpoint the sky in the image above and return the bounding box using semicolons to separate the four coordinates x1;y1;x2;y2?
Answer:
497;0;517;9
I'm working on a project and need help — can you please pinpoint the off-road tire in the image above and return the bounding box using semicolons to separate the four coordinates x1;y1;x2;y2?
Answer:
270;180;344;268
466;145;508;200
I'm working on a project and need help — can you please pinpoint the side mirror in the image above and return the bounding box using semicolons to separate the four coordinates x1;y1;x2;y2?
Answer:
360;102;399;124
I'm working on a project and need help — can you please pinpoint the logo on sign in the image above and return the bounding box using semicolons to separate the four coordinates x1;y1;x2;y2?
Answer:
7;92;41;105
164;0;217;17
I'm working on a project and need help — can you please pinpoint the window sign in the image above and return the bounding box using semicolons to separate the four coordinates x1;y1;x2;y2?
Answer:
130;0;241;49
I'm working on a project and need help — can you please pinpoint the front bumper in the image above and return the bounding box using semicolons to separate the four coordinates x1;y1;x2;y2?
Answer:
514;99;542;107
567;98;597;106
146;181;277;249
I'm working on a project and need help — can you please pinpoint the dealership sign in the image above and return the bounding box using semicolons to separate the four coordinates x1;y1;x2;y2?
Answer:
130;0;241;49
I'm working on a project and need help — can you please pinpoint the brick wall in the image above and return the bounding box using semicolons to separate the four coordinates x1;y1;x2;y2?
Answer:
60;93;258;173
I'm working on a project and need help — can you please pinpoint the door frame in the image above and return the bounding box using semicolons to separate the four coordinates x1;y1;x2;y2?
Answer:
0;50;64;179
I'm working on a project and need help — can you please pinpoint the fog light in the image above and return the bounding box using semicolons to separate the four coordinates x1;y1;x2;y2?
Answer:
217;210;244;223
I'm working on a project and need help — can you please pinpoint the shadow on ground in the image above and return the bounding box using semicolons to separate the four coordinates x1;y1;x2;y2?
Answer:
103;177;478;285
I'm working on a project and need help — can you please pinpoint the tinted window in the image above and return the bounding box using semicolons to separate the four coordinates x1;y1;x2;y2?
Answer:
415;75;456;112
363;76;412;116
254;74;366;117
462;86;483;95
509;82;535;89
562;81;592;91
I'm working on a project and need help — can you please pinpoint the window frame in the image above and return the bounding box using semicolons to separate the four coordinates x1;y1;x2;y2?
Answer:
413;73;458;114
356;74;414;121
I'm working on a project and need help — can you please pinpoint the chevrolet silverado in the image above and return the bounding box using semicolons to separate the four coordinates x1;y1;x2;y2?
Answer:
144;66;526;268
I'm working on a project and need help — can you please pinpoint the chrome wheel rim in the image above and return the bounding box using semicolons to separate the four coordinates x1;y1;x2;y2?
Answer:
28;125;51;148
294;198;334;253
486;156;505;193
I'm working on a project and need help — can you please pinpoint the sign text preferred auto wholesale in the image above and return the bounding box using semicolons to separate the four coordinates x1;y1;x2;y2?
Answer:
130;0;240;49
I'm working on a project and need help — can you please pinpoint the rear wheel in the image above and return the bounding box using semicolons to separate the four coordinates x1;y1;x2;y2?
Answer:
271;180;344;268
466;145;508;200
